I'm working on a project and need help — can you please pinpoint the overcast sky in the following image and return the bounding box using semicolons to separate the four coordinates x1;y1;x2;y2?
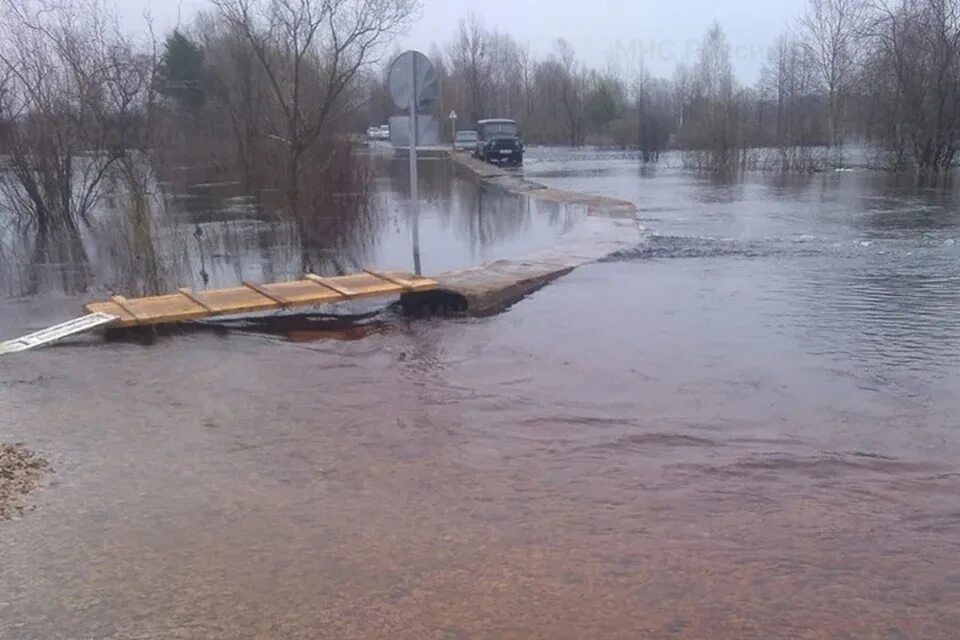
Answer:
123;0;809;83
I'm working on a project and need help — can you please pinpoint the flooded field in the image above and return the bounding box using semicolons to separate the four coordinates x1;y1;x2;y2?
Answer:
2;148;960;638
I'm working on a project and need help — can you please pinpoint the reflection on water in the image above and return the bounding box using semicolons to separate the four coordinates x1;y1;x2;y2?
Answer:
0;155;589;299
373;157;585;273
2;149;960;638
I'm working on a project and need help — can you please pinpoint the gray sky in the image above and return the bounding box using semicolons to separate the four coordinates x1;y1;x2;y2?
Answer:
123;0;808;83
116;0;206;35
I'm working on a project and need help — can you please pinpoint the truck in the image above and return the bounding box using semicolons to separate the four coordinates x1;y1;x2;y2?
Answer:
473;119;523;167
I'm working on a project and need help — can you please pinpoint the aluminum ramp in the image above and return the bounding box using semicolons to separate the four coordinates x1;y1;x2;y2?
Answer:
0;313;119;355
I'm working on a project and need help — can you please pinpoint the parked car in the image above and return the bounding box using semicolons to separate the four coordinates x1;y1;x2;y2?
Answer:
454;129;478;151
366;126;379;140
473;119;523;166
377;124;391;140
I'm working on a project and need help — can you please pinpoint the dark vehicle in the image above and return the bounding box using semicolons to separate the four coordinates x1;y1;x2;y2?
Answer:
474;119;523;166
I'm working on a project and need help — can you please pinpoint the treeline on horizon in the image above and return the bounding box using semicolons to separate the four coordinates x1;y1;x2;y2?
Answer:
361;0;960;177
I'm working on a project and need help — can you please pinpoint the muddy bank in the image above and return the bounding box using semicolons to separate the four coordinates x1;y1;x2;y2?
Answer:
0;443;48;519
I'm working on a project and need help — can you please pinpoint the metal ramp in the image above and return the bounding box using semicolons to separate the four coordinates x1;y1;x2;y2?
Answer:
0;313;119;355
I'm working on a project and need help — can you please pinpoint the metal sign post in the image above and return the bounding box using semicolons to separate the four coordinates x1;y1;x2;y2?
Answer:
408;56;421;276
388;50;435;277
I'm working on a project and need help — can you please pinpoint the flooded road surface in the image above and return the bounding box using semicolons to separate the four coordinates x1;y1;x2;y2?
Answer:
3;150;960;638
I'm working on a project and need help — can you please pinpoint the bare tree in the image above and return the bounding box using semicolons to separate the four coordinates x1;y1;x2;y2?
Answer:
682;24;743;171
759;30;826;169
866;0;960;176
0;63;12;124
800;0;866;153
550;39;586;146
449;13;491;124
0;0;153;291
211;0;418;210
427;43;449;137
673;63;691;131
518;41;535;124
623;53;672;159
193;13;273;191
487;31;523;119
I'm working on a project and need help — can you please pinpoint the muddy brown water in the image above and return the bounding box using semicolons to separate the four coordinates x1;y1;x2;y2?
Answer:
2;149;960;638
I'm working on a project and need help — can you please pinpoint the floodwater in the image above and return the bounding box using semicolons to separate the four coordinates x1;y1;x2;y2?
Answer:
0;154;590;299
2;148;960;638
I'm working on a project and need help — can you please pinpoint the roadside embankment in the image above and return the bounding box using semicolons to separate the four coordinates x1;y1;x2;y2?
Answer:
449;151;637;218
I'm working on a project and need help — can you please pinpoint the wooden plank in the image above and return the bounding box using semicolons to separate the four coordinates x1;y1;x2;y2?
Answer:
242;280;291;307
117;294;212;326
179;288;215;313
191;287;279;315
363;269;416;290
381;270;437;292
328;273;401;296
110;296;145;324
84;301;137;325
304;274;358;297
259;280;343;305
81;270;438;329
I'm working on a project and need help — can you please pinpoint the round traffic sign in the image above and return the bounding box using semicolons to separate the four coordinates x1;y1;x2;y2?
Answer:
388;50;437;112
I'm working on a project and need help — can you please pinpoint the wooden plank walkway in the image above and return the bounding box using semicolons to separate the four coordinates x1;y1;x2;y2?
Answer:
84;270;437;328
